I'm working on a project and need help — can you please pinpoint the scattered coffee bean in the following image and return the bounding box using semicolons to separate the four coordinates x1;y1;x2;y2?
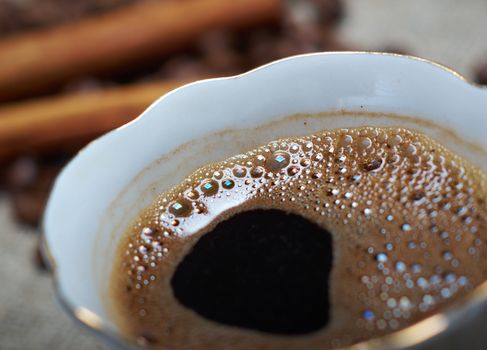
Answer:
34;243;50;272
474;61;487;85
5;157;39;190
379;45;412;56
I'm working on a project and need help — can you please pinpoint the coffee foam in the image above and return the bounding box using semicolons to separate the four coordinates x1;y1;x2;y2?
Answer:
110;126;487;349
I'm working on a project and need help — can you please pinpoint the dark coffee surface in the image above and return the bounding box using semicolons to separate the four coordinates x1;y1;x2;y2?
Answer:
110;126;487;350
171;209;332;335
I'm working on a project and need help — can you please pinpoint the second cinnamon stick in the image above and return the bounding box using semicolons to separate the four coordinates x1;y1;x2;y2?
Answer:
0;78;195;159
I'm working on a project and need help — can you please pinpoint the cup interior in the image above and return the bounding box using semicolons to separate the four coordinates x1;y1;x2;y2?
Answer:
43;52;487;347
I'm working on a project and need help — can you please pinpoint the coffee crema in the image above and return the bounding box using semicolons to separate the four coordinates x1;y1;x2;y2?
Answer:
110;127;487;349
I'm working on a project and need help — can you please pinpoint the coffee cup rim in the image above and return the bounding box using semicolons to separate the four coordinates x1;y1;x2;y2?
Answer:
42;51;487;350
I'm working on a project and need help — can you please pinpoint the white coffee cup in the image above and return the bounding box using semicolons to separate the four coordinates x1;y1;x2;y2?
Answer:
43;52;487;349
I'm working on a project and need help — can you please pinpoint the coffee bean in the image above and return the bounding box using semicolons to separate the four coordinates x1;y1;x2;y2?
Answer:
379;45;412;56
197;30;237;54
159;56;209;79
201;50;241;75
196;31;242;74
5;156;65;227
274;38;302;59
11;191;46;227
63;77;105;93
311;0;344;24
34;243;50;272
474;62;487;85
284;22;323;50
246;29;280;66
5;157;39;191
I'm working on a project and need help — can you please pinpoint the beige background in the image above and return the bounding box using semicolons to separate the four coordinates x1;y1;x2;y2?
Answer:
1;0;487;349
339;0;487;80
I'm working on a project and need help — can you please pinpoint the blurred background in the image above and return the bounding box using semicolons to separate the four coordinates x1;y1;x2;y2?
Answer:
0;0;486;349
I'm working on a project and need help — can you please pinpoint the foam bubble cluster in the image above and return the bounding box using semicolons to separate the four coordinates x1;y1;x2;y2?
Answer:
111;127;487;350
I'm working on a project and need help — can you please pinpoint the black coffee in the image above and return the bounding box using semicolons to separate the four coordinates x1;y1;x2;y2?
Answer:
171;209;333;335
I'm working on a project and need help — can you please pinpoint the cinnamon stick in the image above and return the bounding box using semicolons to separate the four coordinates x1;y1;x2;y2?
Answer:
0;78;195;159
0;0;280;101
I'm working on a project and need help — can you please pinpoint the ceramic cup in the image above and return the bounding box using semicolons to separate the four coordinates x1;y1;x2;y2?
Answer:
43;52;487;349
